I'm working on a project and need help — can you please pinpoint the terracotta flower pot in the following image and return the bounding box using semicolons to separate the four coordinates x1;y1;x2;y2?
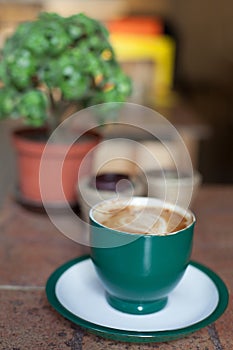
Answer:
12;127;100;207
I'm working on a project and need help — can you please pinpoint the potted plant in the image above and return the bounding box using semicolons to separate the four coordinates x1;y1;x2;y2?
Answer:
0;12;132;208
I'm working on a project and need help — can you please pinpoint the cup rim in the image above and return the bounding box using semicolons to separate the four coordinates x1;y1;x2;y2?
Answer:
89;196;196;237
145;170;202;185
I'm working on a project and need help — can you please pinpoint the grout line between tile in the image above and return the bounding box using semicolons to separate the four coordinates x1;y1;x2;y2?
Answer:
0;285;45;291
208;324;223;350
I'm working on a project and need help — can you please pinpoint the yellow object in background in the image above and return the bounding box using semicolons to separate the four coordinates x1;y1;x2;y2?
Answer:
107;17;176;107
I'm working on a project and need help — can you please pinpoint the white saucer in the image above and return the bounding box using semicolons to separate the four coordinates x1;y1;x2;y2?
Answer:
46;255;228;343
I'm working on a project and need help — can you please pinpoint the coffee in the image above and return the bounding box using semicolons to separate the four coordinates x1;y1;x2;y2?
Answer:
90;196;195;314
93;200;192;235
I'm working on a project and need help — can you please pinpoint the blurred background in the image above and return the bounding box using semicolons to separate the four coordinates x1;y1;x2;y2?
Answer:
0;0;232;207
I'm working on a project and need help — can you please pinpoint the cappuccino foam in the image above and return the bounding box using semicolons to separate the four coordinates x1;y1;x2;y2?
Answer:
93;201;192;235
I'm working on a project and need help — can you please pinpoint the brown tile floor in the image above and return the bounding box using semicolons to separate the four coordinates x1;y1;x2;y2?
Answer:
0;186;232;349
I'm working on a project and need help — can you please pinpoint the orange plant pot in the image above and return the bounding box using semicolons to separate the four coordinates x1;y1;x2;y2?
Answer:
12;128;100;206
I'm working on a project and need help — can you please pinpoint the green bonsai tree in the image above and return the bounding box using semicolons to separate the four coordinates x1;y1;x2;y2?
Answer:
0;12;132;130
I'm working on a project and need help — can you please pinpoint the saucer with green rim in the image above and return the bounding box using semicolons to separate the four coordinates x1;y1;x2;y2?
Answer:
46;255;229;343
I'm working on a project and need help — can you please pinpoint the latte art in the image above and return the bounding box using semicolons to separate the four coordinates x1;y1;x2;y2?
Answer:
93;201;192;235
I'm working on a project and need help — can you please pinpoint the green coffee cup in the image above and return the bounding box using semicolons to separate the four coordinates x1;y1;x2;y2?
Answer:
90;197;195;315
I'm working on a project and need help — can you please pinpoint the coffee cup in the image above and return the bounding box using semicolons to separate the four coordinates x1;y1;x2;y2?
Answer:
89;197;195;315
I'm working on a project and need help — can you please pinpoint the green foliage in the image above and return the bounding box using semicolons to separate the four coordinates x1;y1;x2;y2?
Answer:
0;12;132;128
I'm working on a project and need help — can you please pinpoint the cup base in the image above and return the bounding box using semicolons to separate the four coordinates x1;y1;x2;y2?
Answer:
106;293;168;315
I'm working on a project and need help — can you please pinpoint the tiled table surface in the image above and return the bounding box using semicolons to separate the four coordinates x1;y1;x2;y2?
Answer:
0;185;232;349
